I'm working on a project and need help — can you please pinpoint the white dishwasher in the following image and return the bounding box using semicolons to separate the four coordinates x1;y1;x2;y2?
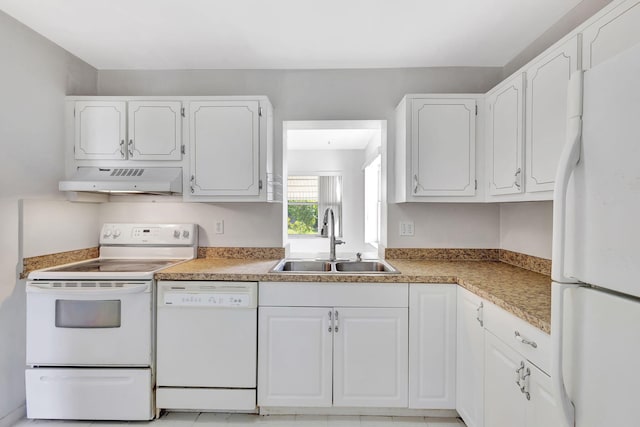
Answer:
156;281;257;412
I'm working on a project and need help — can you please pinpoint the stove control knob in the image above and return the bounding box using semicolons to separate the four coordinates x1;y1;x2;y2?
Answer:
103;229;112;238
182;230;190;239
173;230;181;238
113;229;121;238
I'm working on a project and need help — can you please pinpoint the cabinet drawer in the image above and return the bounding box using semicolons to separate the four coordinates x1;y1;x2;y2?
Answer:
259;282;408;308
483;303;550;373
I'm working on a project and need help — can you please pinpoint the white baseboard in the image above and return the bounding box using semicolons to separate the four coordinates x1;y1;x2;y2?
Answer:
259;407;458;418
0;404;26;427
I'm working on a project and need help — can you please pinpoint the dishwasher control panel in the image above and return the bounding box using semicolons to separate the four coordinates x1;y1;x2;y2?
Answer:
163;292;251;307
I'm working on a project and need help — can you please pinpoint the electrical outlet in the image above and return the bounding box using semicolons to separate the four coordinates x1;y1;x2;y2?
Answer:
215;220;224;234
399;221;414;236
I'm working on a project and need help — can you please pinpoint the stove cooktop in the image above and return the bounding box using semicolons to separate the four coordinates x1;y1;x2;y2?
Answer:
45;259;182;274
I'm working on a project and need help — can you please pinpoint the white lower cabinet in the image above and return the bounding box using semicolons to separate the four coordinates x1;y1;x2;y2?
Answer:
409;284;457;409
258;306;407;408
333;307;408;407
257;282;409;409
484;331;561;427
456;287;485;427
258;307;333;407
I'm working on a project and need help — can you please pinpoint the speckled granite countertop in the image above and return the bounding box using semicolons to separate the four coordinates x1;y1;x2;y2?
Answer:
155;258;552;334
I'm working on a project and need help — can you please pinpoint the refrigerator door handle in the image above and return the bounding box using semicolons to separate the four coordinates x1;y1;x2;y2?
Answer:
552;70;584;284
552;282;581;427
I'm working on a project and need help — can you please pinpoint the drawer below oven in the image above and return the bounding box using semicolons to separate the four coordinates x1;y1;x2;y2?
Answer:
157;387;256;411
26;368;153;420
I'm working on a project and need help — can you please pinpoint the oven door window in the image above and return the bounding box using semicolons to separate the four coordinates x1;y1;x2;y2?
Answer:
55;300;121;328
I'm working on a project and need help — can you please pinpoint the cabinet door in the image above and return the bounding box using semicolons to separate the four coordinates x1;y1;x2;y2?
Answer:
189;100;260;196
74;101;127;160
525;36;580;193
409;284;456;409
257;307;333;407
410;98;476;196
333;307;408;407
525;364;563;427
484;332;526;427
487;74;525;195
128;101;182;161
456;288;485;427
582;0;640;70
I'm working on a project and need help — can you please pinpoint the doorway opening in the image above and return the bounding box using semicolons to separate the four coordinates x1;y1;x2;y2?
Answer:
283;120;384;259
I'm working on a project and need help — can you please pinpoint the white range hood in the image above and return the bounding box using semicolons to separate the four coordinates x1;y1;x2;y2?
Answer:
59;167;182;195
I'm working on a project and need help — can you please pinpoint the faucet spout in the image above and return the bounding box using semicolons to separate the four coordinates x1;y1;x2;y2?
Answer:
321;207;344;261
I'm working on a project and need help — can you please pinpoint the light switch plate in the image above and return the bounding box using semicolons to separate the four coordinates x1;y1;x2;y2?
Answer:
399;221;414;236
215;220;224;234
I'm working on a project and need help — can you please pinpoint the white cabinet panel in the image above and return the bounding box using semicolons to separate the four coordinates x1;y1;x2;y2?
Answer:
411;98;476;196
525;36;580;193
409;284;456;409
487;74;525;196
74;101;127;160
189;100;260;196
128;101;182;160
484;332;524;427
582;0;640;70
333;307;408;408
526;365;562;427
456;288;485;427
258;307;333;407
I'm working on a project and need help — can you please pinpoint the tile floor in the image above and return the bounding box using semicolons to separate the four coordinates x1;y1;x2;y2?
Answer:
13;413;466;427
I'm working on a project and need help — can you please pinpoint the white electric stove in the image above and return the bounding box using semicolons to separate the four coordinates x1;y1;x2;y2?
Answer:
25;223;198;421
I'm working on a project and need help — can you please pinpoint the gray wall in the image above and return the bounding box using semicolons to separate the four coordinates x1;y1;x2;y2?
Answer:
97;67;503;250
0;10;96;423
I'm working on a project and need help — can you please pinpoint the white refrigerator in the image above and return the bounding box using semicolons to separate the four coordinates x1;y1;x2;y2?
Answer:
551;42;640;427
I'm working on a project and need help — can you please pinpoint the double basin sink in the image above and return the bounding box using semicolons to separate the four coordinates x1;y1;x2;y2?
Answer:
271;259;400;274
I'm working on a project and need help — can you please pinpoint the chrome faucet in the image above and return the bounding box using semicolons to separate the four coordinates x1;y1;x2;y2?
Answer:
320;208;345;261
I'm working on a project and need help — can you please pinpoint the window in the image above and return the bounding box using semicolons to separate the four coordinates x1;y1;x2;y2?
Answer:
364;155;381;246
288;175;342;236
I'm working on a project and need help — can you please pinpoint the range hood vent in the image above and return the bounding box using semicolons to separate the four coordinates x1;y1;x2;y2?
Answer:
59;167;182;195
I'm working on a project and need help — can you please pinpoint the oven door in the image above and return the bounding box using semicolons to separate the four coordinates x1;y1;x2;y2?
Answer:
26;281;152;366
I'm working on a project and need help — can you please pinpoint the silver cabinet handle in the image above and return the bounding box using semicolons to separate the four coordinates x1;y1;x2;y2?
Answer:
514;331;538;348
190;175;195;194
413;174;419;194
128;139;134;157
334;310;339;333
119;139;126;158
514;168;522;189
515;361;525;388
521;367;531;400
476;302;484;327
328;311;333;333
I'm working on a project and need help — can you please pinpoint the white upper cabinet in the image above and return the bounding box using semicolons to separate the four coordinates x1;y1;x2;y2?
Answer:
74;100;182;161
395;95;477;201
582;0;640;70
524;36;580;194
127;101;182;161
186;98;275;201
74;101;127;160
409;284;457;410
486;74;525;196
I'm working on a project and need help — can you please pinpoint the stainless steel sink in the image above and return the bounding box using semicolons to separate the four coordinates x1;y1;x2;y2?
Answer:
334;261;397;273
270;259;400;274
277;260;333;272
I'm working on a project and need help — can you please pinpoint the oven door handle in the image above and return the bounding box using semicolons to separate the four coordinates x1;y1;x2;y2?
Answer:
26;283;150;295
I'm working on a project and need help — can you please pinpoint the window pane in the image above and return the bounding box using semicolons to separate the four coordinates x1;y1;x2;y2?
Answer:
55;300;121;328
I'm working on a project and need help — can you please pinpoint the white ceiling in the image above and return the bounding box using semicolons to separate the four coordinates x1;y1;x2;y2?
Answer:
288;129;379;151
0;0;583;70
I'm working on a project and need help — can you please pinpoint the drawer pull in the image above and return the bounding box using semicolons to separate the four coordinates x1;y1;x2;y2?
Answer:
514;331;538;348
476;302;484;327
